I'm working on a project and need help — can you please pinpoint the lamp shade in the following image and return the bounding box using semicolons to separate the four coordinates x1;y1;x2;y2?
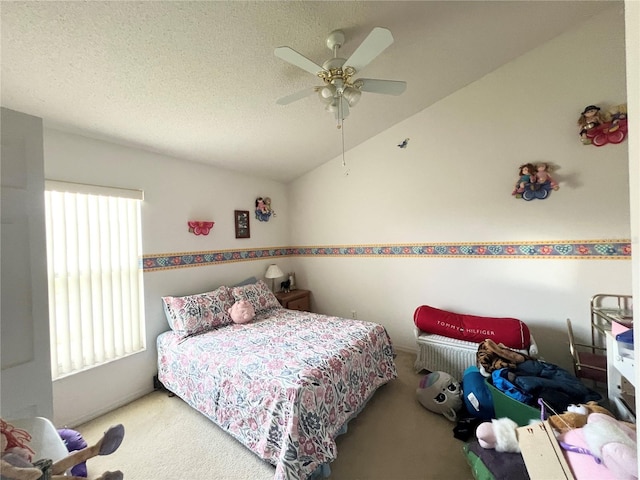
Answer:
265;264;284;279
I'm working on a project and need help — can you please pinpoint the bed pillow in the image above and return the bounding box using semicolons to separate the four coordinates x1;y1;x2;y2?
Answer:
413;304;531;350
231;279;282;314
162;286;234;338
233;276;258;287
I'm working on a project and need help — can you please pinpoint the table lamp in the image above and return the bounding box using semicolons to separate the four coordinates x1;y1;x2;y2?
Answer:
265;264;284;292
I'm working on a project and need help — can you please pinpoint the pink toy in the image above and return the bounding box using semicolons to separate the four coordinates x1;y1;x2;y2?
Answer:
583;413;637;480
559;413;636;480
476;418;521;453
228;300;255;324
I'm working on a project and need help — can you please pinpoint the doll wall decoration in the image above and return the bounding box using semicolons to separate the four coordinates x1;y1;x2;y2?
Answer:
255;197;275;222
512;162;559;201
577;103;627;146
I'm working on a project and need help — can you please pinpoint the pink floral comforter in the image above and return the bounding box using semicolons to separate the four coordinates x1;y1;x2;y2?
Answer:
157;308;396;480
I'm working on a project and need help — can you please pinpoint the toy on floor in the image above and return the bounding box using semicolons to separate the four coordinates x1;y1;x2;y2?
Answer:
559;412;637;480
57;427;88;477
1;418;124;480
547;401;614;433
416;371;463;422
476;417;521;453
583;413;637;480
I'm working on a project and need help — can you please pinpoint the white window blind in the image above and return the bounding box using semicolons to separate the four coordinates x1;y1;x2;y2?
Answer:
44;181;145;379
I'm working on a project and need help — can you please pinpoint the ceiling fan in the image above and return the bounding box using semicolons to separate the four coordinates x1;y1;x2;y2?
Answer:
274;27;407;121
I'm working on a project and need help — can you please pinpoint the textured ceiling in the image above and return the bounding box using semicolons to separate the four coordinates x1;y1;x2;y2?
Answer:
1;1;617;183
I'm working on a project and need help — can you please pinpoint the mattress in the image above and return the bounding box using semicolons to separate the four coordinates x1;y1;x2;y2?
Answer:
157;308;397;480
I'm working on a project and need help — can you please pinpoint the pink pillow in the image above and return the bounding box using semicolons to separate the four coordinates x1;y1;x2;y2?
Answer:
162;286;234;338
413;305;531;349
228;300;255;324
231;280;281;314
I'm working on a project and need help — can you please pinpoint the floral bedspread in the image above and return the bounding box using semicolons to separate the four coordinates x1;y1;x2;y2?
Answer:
157;308;397;480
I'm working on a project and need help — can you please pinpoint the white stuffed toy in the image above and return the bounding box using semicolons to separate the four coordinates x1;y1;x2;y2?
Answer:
476;418;521;453
416;371;463;422
583;413;637;480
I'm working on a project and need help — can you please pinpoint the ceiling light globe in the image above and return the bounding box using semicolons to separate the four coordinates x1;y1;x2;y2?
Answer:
318;85;336;104
343;87;362;107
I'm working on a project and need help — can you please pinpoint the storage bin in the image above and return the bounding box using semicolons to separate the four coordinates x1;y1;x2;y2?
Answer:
616;329;634;359
485;379;541;426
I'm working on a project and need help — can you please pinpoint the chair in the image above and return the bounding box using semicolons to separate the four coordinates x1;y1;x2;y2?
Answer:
566;318;607;384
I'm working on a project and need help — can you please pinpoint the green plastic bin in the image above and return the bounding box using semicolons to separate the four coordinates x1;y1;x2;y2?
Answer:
485;379;541;426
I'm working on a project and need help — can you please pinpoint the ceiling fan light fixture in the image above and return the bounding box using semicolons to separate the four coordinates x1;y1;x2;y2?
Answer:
318;85;336;103
275;27;405;122
343;86;361;107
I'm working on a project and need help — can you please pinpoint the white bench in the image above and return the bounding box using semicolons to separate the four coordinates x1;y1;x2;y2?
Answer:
414;326;539;381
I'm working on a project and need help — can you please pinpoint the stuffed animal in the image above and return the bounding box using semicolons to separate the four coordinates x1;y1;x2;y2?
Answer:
1;419;124;480
228;300;255;324
548;401;614;433
476;418;521;453
582;413;637;480
416;371;463;422
57;428;88;477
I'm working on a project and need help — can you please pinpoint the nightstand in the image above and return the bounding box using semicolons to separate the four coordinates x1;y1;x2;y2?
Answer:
275;289;311;312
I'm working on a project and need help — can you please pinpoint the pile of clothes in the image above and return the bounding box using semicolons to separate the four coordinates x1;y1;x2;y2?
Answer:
477;339;601;413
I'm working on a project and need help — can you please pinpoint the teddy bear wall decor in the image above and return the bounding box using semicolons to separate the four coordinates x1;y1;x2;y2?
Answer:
511;162;560;201
577;103;627;146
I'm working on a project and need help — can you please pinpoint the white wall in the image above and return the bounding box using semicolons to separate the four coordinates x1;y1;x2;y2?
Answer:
43;129;293;426
289;7;632;369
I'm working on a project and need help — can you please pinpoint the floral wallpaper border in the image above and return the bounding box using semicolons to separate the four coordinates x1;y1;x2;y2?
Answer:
142;239;631;272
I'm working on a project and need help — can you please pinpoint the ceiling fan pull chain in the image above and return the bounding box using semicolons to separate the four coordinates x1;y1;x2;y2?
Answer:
341;117;346;167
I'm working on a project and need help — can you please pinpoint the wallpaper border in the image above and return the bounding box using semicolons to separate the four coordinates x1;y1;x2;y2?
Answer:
142;239;631;272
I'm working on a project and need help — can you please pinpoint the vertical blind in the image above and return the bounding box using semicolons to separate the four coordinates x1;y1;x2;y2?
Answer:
44;181;145;378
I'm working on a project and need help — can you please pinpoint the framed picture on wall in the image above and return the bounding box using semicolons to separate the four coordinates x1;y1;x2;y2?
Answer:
234;210;250;238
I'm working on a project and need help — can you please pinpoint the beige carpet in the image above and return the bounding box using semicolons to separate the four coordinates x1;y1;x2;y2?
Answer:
77;350;474;479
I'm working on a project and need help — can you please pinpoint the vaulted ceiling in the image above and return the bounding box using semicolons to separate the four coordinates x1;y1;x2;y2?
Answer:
1;1;617;182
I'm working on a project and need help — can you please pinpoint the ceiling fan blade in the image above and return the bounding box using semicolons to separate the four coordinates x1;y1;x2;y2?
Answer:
274;46;325;76
344;27;394;73
276;87;317;105
357;78;407;96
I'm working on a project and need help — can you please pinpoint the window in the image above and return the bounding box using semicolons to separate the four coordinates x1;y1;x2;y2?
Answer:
44;181;145;379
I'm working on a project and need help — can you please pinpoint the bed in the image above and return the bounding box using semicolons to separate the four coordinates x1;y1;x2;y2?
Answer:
157;280;397;480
